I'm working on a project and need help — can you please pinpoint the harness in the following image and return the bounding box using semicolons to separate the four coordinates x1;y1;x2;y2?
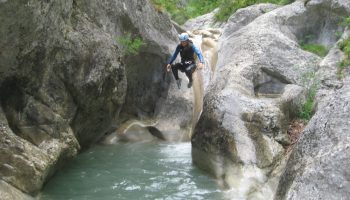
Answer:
179;41;196;64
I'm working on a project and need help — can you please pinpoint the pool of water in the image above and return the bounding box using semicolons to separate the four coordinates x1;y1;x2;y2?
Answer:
41;142;225;200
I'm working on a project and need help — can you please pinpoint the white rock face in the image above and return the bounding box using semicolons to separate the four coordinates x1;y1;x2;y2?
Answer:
191;0;350;199
275;18;350;200
275;75;350;200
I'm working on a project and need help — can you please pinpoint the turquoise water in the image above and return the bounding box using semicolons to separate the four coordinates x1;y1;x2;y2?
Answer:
41;142;224;200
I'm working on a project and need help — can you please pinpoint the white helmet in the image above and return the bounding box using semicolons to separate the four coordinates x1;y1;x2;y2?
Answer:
179;33;189;41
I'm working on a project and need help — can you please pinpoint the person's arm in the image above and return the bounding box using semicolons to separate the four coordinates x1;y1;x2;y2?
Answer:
168;45;180;64
192;45;204;63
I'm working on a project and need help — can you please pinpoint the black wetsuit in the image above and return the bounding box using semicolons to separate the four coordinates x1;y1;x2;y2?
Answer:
168;41;204;82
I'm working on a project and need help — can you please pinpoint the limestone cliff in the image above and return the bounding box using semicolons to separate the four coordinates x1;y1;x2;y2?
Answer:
0;0;177;198
191;0;350;199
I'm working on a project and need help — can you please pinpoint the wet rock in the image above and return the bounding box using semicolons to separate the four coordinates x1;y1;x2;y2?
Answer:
0;181;33;200
100;119;165;143
0;107;65;195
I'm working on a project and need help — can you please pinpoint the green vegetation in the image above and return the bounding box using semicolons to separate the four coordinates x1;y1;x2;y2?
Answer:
151;0;294;24
299;83;317;120
337;60;350;79
299;34;328;57
215;0;294;22
337;17;350;79
117;34;145;55
338;16;350;28
298;71;319;121
151;0;221;24
300;43;328;57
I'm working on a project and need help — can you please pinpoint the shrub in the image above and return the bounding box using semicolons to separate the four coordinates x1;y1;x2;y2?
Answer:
339;38;350;58
337;59;350;79
298;71;319;121
338;16;350;28
150;0;294;24
299;83;317;120
117;34;145;55
214;0;295;22
337;17;350;79
151;0;221;24
300;43;328;57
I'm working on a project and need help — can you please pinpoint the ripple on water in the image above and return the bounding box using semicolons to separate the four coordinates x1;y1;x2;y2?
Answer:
41;142;224;200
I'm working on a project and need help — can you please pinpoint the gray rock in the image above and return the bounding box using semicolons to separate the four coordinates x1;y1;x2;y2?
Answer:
275;76;350;200
0;0;177;197
0;181;33;200
316;30;350;103
74;0;178;119
183;9;225;30
172;20;187;34
221;3;281;41
0;107;60;195
192;0;349;198
274;2;350;198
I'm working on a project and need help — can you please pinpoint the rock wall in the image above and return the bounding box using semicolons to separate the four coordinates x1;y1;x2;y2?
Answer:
191;0;349;199
275;74;350;200
275;5;350;199
0;0;177;197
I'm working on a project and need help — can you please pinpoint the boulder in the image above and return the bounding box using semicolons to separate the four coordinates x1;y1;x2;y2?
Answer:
316;30;350;103
0;107;66;195
192;0;349;199
275;76;350;200
0;181;33;200
275;1;350;198
221;3;280;41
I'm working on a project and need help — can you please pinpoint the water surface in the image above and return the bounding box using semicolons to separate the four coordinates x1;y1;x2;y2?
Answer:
41;142;224;200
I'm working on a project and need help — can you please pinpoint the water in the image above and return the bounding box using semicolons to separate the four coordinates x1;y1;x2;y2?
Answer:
41;142;224;200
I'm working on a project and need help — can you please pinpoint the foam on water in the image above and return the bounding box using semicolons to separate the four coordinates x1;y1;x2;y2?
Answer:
41;142;225;200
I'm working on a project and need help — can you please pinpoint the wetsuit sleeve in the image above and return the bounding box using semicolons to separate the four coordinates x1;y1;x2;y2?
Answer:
168;45;180;64
192;45;205;63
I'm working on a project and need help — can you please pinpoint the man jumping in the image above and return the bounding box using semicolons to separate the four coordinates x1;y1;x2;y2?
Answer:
166;33;205;89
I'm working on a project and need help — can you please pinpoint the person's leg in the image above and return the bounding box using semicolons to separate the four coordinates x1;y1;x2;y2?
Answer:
171;63;182;80
184;64;196;88
185;70;193;82
172;63;182;89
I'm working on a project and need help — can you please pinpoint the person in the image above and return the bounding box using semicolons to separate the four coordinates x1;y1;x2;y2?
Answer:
166;33;205;89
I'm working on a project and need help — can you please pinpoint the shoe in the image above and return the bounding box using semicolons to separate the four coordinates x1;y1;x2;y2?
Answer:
187;81;192;88
176;79;181;89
